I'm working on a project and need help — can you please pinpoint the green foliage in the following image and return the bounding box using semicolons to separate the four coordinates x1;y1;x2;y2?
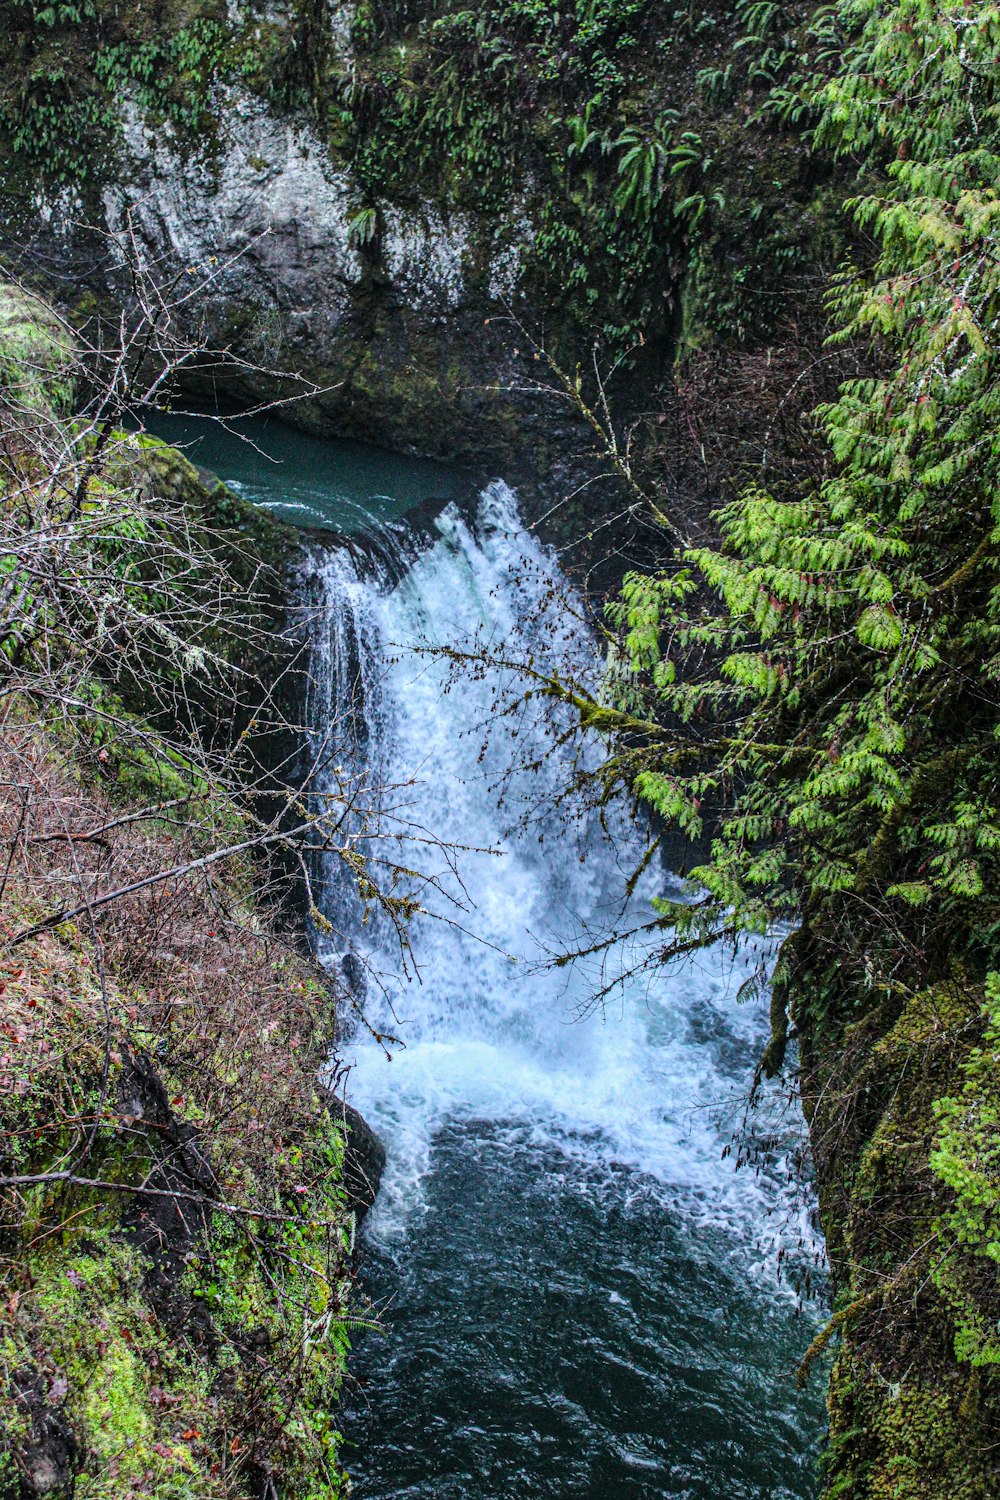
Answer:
611;114;678;221
932;973;1000;1365
603;0;1000;1032
94;19;229;134
0;4;231;182
587;3;1000;1487
0;284;75;414
0;66;112;184
311;0;758;358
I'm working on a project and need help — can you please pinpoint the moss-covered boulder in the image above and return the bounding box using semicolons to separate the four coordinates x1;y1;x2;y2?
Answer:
0;285;74;418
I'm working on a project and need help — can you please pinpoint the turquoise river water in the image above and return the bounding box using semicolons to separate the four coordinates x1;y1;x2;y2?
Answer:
148;411;827;1500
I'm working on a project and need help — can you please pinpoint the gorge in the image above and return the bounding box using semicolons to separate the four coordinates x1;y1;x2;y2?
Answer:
2;2;1000;1498
165;410;826;1497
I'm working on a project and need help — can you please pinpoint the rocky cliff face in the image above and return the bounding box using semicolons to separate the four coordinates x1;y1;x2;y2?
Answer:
0;0;844;555
14;88;531;466
104;87;536;451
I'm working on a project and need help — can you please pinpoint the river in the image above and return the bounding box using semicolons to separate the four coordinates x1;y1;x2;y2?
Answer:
148;411;827;1500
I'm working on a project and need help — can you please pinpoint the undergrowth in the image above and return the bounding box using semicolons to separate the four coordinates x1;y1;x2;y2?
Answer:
0;282;367;1498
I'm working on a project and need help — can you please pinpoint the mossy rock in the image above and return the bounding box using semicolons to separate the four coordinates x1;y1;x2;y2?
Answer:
809;980;1000;1498
0;283;75;417
827;1347;995;1500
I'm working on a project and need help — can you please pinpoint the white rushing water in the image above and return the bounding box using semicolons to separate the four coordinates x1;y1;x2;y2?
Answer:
142;412;825;1496
302;481;815;1276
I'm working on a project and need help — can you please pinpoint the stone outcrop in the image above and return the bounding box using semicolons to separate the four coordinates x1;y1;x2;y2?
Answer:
338;1103;387;1223
7;84;555;489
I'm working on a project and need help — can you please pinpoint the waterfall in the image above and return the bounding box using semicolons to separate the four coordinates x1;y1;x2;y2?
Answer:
301;482;813;1271
145;412;825;1497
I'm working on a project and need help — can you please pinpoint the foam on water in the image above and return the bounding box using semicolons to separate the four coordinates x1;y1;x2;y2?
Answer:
303;481;818;1278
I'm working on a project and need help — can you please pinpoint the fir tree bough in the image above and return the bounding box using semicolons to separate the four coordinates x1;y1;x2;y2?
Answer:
592;0;1000;1492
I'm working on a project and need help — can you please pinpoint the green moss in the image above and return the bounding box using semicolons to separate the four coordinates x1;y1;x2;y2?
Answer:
0;283;75;415
806;979;1000;1497
124;433;296;558
826;1347;993;1499
12;1234;212;1499
0;895;358;1499
928;974;1000;1367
